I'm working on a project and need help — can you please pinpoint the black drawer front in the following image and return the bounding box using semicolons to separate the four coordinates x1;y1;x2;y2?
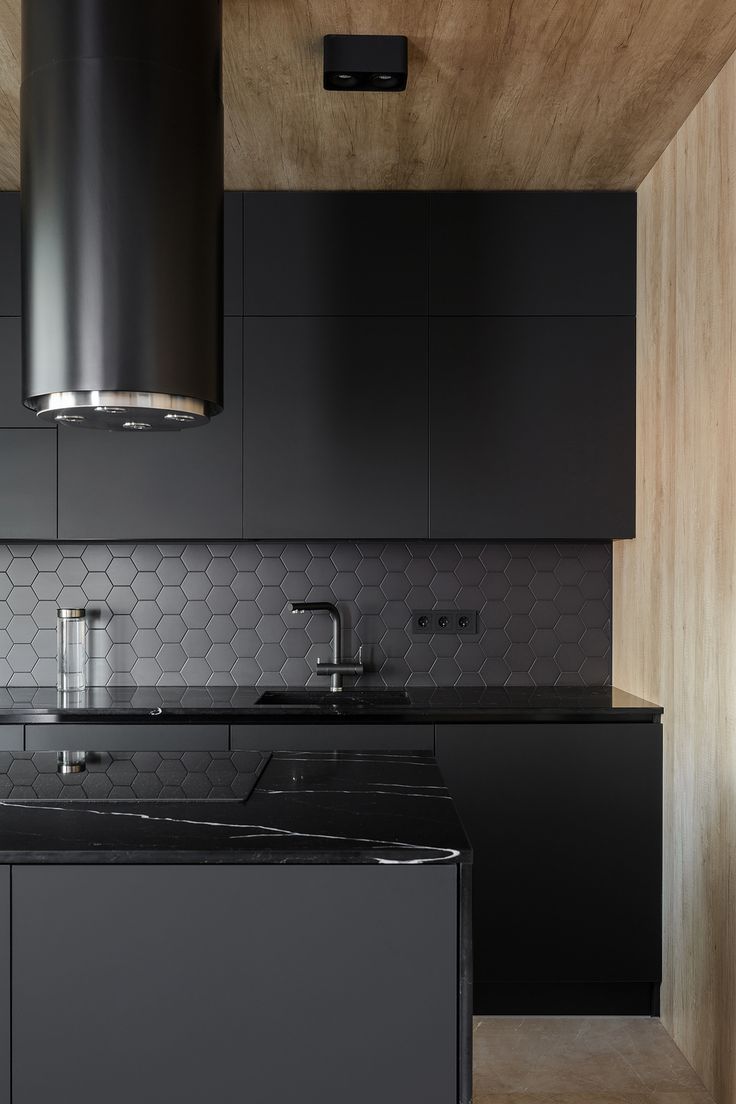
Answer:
231;724;434;752
25;724;229;752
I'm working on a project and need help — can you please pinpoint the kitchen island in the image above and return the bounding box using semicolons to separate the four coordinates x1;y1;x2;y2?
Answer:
0;750;471;1104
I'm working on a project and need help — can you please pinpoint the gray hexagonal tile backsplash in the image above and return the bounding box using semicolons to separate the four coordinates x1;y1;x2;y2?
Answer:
0;542;611;688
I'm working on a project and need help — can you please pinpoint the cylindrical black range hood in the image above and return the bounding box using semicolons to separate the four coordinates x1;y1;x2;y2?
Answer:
21;0;223;430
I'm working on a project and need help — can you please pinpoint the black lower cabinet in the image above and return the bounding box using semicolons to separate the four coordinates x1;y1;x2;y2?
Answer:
11;865;458;1104
436;722;663;1014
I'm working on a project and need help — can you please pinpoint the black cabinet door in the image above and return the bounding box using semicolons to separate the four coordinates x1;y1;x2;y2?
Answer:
244;193;428;316
223;191;243;317
58;318;243;540
430;192;636;316
13;865;457;1104
0;193;20;316
430;316;635;538
436;722;662;1013
0;429;56;540
243;317;428;538
0;868;7;1104
0;318;39;428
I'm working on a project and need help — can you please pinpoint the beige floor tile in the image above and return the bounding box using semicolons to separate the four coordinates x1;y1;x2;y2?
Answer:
472;1018;715;1102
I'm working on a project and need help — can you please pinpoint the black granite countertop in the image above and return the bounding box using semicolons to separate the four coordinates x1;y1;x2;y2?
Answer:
0;685;662;723
0;751;470;865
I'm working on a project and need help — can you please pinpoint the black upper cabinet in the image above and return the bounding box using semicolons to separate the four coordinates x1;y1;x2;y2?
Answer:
244;193;428;316
430;193;636;316
243;317;428;538
223;192;243;317
0;319;38;428
57;318;243;540
430;316;635;539
0;429;57;540
0;193;20;316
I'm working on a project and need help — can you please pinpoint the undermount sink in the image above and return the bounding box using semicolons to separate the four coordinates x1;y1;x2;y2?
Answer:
255;689;410;708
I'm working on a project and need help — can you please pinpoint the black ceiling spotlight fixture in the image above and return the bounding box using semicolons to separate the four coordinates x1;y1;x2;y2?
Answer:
21;0;223;431
323;35;408;92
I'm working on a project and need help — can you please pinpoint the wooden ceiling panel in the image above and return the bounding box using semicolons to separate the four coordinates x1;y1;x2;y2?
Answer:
0;0;735;190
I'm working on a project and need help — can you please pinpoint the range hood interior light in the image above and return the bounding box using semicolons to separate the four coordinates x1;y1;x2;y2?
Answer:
323;35;408;92
21;0;224;431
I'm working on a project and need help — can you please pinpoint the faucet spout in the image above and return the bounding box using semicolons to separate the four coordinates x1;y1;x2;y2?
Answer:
290;601;362;691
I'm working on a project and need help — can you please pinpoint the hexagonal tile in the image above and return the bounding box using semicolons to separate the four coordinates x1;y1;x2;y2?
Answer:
205;557;236;586
107;586;137;615
179;570;211;600
132;572;162;600
206;643;236;672
554;557;585;586
82;546;112;572
206;587;237;615
157;586;187;615
32;572;63;601
157;643;186;672
131;628;160;658
130;657;162;683
107;643;137;672
83;572;113;601
256;614;286;644
182;628;212;658
8;615;37;643
8;643;37;671
256;643;286;672
107;558;137;586
131;601;162;629
32;546;62;572
506;587;535;615
8;587;37;615
555;615;584;643
255;558;287;587
8;558;37;586
157;615;187;643
132;545;162;571
231;601;260;629
230;544;261;572
181;600;211;630
181;657;212;683
58;558;86;586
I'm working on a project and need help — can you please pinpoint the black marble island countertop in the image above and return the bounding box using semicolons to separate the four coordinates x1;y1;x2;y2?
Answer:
0;684;662;723
0;751;470;865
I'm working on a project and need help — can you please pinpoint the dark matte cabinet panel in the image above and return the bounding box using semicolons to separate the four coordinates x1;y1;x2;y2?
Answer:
430;192;636;316
436;723;662;993
243;317;428;538
0;727;22;751
0;319;38;427
0;429;56;540
13;865;457;1104
58;318;243;539
25;724;228;751
223;191;243;316
232;723;434;751
430;317;635;538
244;193;428;316
0;193;20;316
0;868;7;1104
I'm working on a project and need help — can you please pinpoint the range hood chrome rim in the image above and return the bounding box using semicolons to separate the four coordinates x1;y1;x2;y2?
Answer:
26;391;214;431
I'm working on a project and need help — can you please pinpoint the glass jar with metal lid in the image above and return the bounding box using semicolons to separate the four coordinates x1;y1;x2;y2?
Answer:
56;608;86;692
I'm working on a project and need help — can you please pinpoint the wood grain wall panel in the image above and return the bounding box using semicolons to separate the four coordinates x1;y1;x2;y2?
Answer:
614;50;736;1104
0;1;736;190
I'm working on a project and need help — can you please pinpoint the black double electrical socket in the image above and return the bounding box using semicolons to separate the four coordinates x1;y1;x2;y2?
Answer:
412;610;478;636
